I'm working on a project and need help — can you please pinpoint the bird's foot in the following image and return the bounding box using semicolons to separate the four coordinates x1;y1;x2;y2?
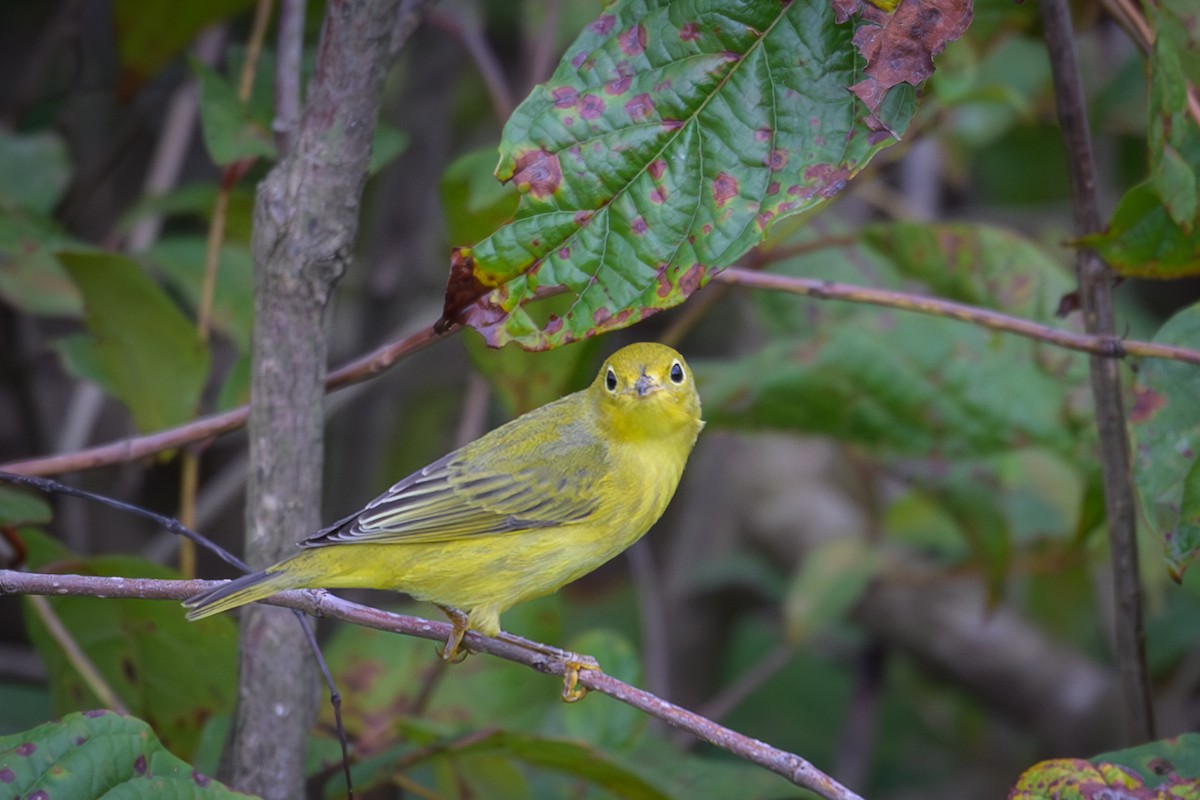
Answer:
435;606;472;663
496;631;600;702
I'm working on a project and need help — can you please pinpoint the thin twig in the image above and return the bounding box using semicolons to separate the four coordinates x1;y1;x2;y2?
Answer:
26;594;128;714
0;470;352;797
713;268;1200;366
428;8;514;120
274;0;305;156
694;642;796;727
0;324;452;477
1040;0;1154;744
0;570;865;800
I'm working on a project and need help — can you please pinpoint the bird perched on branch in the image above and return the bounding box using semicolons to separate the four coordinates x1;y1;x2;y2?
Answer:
185;342;703;699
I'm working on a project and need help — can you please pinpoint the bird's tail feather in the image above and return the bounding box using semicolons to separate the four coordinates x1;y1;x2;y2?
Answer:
184;568;300;620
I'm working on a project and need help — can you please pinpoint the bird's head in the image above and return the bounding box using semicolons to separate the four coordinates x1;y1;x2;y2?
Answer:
592;342;704;442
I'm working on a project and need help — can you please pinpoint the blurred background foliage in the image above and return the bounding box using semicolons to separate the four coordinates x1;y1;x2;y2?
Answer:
0;0;1199;798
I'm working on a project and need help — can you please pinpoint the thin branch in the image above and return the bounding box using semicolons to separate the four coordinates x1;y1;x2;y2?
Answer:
0;571;865;800
274;0;305;156
714;268;1200;366
7;254;1200;480
1041;0;1154;743
428;8;514;120
26;594;128;714
0;324;452;477
1098;0;1200;130
694;642;796;727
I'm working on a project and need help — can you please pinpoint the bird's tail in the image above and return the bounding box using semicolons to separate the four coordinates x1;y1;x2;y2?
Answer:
183;567;301;621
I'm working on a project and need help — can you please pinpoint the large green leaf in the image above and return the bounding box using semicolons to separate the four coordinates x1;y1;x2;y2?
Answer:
20;532;236;760
1129;303;1200;578
702;223;1088;457
445;0;929;349
1094;733;1200;789
55;251;210;433
0;710;249;798
141;237;256;351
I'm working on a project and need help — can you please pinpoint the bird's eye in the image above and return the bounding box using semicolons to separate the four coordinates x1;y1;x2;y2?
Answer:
669;360;685;384
605;367;618;392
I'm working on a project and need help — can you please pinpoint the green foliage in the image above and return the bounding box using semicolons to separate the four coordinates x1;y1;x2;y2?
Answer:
1081;182;1200;276
54;251;211;434
449;0;918;348
0;487;52;526
19;530;237;761
0;130;87;316
783;538;882;646
5;0;1200;797
0;710;250;798
702;223;1088;458
307;604;804;799
1129;303;1200;577
193;60;276;166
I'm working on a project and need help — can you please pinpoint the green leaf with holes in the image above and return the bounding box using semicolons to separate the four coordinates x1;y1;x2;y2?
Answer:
0;710;249;798
445;0;926;349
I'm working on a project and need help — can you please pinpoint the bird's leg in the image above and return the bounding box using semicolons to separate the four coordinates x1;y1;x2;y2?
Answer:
435;606;471;663
496;630;600;702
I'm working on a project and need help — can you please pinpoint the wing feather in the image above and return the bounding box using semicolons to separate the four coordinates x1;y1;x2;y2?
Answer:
302;402;605;548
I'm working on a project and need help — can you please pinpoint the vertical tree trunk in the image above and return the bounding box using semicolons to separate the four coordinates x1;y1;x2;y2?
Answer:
236;2;401;796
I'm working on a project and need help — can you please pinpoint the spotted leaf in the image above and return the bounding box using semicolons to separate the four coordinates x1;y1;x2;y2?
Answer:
442;0;938;349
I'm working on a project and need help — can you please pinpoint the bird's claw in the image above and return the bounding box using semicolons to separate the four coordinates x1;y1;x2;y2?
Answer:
437;642;470;663
560;655;600;703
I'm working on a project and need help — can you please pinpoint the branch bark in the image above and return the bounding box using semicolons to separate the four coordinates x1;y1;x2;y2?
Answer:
1040;0;1155;744
236;1;401;795
0;570;865;800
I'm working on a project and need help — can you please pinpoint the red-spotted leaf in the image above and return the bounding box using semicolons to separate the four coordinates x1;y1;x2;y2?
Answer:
445;0;930;349
834;0;973;135
0;711;249;798
1008;759;1158;800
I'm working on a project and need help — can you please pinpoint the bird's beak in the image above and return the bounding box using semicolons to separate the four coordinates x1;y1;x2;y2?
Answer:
633;372;657;397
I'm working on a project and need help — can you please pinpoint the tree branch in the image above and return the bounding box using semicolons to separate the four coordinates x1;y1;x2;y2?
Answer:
236;0;402;795
6;260;1200;481
0;324;450;477
1040;0;1154;743
714;268;1200;366
0;570;864;800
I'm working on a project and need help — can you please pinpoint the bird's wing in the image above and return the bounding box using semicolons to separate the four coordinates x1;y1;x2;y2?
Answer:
303;412;605;547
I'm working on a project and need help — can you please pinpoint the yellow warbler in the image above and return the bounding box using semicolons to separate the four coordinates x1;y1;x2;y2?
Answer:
185;342;703;677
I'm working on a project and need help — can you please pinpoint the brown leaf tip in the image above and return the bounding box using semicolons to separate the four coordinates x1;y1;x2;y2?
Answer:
438;247;493;332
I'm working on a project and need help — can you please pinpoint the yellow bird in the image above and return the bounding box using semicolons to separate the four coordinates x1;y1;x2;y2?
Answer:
185;342;703;692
